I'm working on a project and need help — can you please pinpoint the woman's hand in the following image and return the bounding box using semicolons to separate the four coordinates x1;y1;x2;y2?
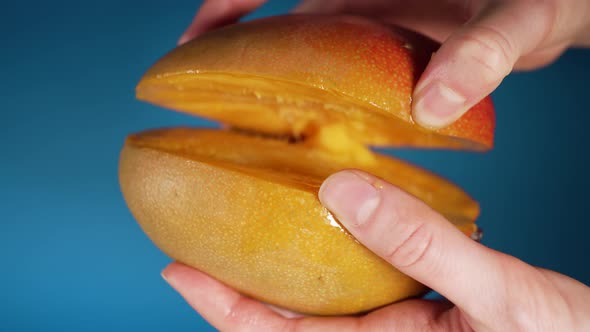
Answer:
162;170;590;331
178;0;590;129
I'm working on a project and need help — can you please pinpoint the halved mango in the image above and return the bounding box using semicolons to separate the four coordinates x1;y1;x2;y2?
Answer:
120;14;495;316
120;128;479;315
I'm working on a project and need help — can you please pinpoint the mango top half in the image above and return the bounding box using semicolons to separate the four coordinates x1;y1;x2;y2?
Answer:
136;14;495;151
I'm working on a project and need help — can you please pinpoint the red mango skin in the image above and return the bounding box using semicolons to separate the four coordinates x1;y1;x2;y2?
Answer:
137;14;495;150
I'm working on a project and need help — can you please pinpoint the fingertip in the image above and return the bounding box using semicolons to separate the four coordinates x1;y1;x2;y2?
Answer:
177;33;192;46
177;0;265;46
160;264;289;331
177;29;201;45
160;266;171;284
160;262;214;293
412;80;468;129
161;261;178;275
319;170;376;199
319;170;381;228
160;262;186;289
176;0;213;46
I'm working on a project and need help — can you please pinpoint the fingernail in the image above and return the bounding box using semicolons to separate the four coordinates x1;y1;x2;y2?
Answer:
161;269;173;286
177;34;191;46
413;81;466;129
319;171;380;227
178;26;200;45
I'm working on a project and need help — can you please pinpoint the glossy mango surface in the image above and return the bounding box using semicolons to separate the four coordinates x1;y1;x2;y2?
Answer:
120;14;495;315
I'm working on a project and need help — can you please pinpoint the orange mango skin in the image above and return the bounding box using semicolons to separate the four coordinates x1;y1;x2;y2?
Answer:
124;14;495;316
137;14;495;150
119;129;480;316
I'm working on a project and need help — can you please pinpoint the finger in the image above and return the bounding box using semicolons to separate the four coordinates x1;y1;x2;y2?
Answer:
161;262;289;331
162;263;365;331
178;0;267;45
292;0;466;43
362;299;460;331
161;263;451;331
292;1;343;14
318;170;525;321
412;1;557;128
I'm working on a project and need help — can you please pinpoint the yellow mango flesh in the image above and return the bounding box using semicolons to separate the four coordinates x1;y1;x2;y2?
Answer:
138;72;482;149
119;128;479;315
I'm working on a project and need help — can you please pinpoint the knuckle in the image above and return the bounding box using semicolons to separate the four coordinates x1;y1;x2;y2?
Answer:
497;259;552;331
224;296;244;324
283;318;301;332
524;0;560;45
384;220;434;269
224;297;261;332
505;301;542;331
455;27;516;81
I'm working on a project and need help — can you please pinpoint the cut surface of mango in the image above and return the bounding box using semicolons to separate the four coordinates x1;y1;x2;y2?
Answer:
127;128;479;226
138;72;493;150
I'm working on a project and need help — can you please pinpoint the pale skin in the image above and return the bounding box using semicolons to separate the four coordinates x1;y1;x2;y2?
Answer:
162;1;590;331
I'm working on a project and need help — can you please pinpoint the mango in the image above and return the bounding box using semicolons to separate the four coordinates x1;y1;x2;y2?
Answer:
119;14;495;316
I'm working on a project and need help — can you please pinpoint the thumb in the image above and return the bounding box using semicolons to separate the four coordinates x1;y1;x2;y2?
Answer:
318;170;532;324
412;1;555;128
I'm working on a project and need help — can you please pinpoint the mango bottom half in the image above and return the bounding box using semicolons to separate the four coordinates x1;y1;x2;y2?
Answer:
119;128;479;315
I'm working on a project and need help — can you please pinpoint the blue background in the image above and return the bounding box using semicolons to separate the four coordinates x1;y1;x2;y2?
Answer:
1;0;588;331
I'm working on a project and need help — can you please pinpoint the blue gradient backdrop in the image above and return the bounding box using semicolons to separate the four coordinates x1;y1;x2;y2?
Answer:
1;1;588;331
